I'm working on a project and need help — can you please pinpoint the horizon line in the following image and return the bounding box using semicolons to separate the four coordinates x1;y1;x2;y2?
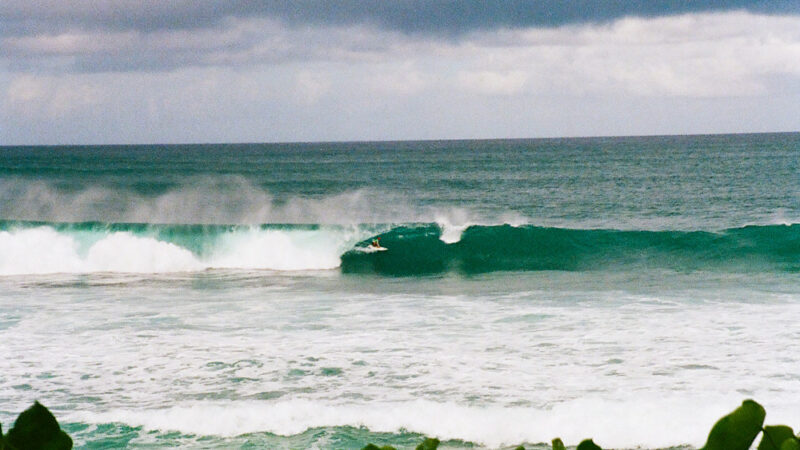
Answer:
1;130;798;148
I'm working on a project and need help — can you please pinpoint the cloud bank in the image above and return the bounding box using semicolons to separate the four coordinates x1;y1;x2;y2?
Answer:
2;1;799;144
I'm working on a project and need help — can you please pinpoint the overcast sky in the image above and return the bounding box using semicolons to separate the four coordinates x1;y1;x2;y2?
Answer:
2;1;799;144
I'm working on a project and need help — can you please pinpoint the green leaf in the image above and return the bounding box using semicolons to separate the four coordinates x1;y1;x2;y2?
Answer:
5;401;72;450
702;399;766;450
576;439;603;450
781;439;800;450
758;425;795;450
362;445;396;450
415;437;440;450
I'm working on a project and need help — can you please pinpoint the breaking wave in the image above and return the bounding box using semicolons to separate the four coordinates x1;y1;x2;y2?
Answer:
0;221;375;275
0;220;796;276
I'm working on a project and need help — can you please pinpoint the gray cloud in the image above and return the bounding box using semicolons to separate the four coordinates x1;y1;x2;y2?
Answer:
4;0;800;37
3;1;800;74
1;17;414;73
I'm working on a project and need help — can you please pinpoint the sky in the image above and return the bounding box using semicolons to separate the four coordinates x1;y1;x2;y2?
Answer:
2;1;800;145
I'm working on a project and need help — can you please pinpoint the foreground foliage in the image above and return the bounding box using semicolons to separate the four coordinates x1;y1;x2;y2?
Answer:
1;402;72;450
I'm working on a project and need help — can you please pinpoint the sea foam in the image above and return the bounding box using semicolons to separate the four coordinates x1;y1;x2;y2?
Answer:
69;397;800;448
0;228;202;274
0;226;366;275
208;228;357;271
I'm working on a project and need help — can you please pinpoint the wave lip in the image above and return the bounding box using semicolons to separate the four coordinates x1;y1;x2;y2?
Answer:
342;223;800;276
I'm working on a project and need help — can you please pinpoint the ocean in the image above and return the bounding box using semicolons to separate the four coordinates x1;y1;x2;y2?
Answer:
0;133;798;449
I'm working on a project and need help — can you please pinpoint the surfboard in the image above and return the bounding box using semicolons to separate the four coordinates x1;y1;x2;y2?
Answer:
357;246;387;253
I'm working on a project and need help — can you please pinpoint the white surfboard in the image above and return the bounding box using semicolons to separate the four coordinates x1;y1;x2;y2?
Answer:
357;246;388;253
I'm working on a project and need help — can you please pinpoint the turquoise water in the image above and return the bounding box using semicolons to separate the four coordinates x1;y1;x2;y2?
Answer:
0;133;798;448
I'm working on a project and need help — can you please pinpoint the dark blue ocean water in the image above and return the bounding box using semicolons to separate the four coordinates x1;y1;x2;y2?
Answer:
0;133;798;448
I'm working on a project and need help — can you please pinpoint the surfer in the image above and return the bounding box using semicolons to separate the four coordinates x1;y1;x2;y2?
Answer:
371;238;381;248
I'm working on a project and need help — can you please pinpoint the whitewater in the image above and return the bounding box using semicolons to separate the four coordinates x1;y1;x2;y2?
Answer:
1;134;798;449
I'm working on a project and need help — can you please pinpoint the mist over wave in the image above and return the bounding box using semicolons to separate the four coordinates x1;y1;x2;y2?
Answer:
2;177;794;232
0;177;504;227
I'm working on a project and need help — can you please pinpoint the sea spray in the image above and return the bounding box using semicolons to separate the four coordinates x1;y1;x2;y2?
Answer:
434;209;474;244
208;227;362;271
0;178;483;227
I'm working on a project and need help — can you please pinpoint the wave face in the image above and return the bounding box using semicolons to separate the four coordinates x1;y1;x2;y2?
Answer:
342;223;800;275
